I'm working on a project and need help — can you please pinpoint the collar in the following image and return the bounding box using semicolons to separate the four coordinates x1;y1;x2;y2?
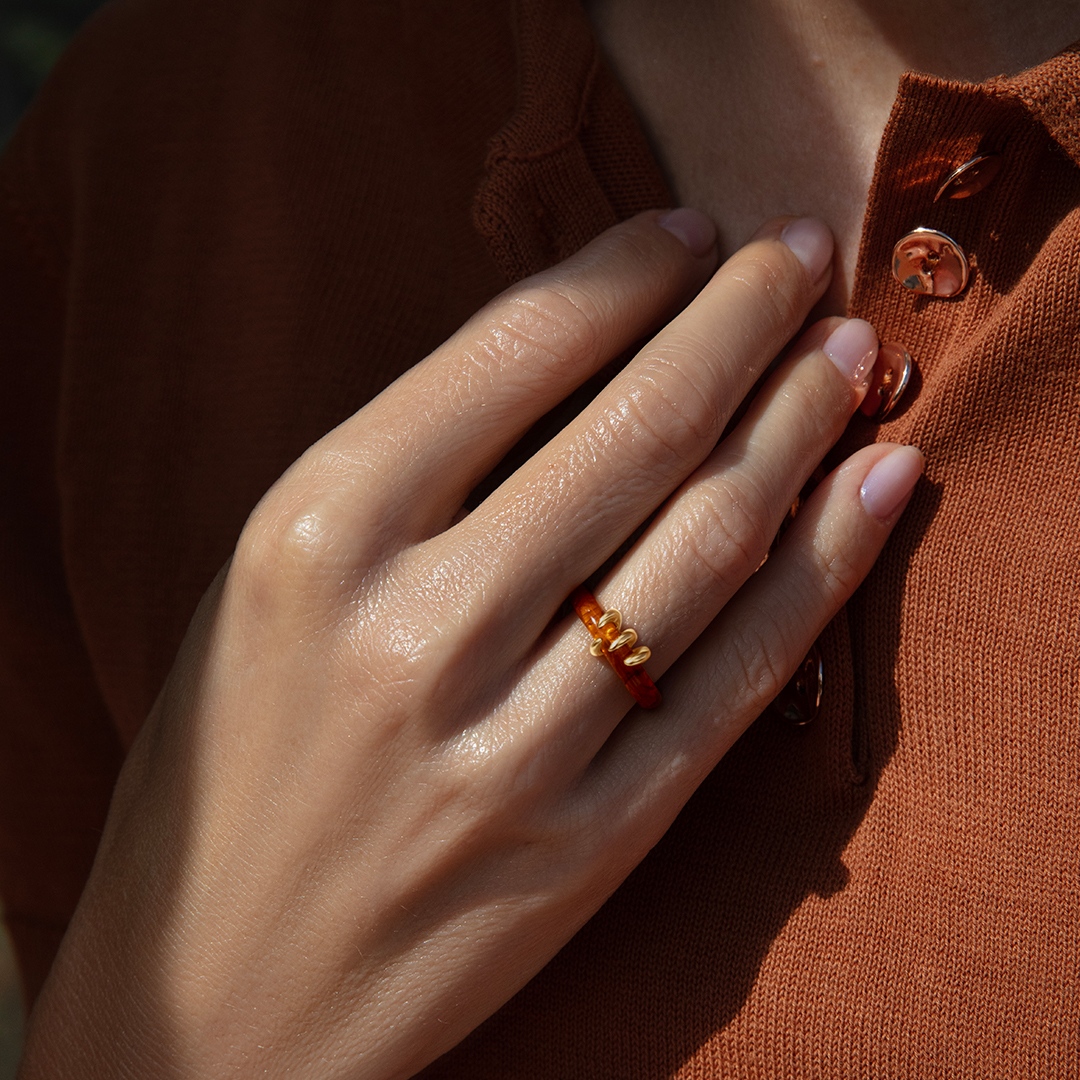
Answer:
474;1;1080;283
991;41;1080;167
472;0;669;283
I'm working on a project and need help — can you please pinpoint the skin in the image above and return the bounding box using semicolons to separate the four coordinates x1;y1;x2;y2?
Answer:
36;0;1080;1072
17;210;920;1078
585;0;1080;311
31;0;1080;1069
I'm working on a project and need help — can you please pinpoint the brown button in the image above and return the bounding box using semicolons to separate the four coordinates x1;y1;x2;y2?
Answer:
769;643;823;726
933;153;1003;202
860;342;913;420
892;228;970;297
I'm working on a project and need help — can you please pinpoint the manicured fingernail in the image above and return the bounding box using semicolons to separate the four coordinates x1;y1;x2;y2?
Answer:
823;319;877;388
780;217;833;282
860;446;925;520
658;208;717;258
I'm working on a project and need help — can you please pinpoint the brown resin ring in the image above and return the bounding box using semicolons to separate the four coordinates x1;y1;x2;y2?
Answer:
571;586;661;709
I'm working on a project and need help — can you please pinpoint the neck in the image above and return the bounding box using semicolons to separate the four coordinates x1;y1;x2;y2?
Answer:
838;0;1080;81
585;0;1080;312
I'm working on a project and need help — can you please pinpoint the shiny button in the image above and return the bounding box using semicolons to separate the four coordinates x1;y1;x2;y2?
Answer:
860;342;913;420
892;227;970;297
933;153;1003;201
769;643;824;726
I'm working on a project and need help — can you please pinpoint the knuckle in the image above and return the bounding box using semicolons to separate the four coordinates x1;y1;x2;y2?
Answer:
479;282;607;378
553;217;681;313
619;354;723;463
471;217;685;383
777;371;854;443
233;493;346;605
575;221;675;294
357;552;489;710
808;535;865;607
727;251;805;336
726;620;792;710
674;474;775;599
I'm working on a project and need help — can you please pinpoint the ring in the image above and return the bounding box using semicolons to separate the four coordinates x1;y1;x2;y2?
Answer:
571;586;661;709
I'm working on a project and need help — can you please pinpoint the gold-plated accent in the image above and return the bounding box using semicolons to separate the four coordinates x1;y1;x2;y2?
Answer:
933;153;1003;202
570;587;661;709
891;227;970;297
860;342;914;420
589;606;652;668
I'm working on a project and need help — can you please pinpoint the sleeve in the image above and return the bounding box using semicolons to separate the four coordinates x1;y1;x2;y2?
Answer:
0;109;125;1009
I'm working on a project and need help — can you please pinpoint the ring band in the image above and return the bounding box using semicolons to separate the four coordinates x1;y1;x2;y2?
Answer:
571;586;661;709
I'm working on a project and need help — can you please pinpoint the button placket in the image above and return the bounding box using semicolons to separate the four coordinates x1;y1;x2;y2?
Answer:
890;152;1004;298
839;85;1022;772
772;84;1022;737
873;147;1007;418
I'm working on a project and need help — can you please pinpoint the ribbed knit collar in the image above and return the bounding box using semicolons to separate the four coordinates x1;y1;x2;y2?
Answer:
473;0;1080;284
992;40;1080;167
472;0;668;283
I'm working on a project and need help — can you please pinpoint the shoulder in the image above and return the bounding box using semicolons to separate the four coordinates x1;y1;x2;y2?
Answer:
10;0;518;175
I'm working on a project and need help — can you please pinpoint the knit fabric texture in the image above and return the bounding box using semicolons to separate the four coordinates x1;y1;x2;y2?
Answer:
0;1;1077;1075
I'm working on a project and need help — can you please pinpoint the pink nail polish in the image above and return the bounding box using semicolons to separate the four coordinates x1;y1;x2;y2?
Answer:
657;208;717;258
780;217;833;282
822;319;878;389
860;446;925;520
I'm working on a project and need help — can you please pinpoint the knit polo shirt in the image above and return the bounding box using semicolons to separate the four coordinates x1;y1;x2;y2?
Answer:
1;0;1077;1074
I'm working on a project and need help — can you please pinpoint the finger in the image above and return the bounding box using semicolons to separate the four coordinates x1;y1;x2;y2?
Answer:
263;209;720;550
593;443;924;818
594;316;879;664
503;317;876;759
451;218;837;615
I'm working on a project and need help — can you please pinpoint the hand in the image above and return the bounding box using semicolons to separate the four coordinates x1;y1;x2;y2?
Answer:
19;210;922;1079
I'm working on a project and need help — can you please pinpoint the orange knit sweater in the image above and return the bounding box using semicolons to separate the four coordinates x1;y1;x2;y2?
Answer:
1;0;1077;1075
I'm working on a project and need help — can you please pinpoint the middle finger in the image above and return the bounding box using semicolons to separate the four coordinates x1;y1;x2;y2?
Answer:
442;218;843;620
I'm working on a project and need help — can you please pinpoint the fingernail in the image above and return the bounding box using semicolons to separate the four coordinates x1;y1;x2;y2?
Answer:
860;446;925;520
658;208;717;258
823;319;878;388
780;217;833;282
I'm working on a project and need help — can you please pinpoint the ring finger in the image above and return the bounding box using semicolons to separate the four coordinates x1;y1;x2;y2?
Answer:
602;315;878;660
513;314;877;743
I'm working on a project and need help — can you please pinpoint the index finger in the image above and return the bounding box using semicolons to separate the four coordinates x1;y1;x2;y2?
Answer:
321;209;723;540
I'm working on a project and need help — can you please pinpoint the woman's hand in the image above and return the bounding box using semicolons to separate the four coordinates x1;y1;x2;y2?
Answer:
19;210;921;1079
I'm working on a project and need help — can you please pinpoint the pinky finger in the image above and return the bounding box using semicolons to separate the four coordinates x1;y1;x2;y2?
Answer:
590;443;924;823
705;442;925;731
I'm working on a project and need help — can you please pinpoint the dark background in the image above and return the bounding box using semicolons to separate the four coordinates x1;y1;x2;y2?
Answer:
1;0;108;144
1;2;110;1070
